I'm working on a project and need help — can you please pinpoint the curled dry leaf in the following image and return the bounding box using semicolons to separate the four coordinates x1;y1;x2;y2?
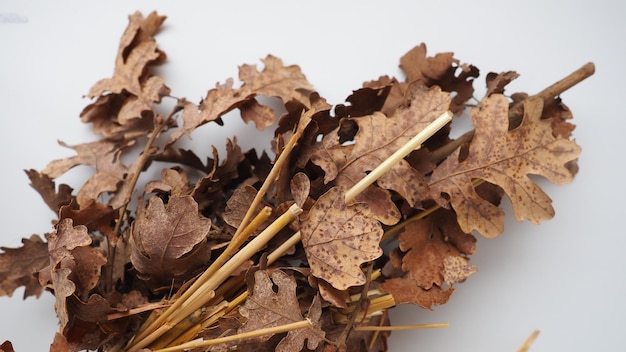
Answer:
130;195;211;287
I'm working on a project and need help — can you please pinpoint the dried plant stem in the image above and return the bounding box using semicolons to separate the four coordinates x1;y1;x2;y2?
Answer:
431;62;594;164
345;111;453;204
354;323;449;331
517;330;540;352
154;319;312;352
234;131;302;239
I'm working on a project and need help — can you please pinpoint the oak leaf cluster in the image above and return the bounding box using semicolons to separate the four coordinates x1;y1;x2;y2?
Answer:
0;11;588;352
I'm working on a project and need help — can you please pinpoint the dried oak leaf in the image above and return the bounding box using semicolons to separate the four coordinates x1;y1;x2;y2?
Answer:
311;86;450;225
59;199;118;243
399;43;478;114
25;169;73;214
130;195;211;287
379;277;454;310
239;270;324;351
379;211;475;309
0;235;49;298
170;55;313;143
144;167;192;196
429;95;582;238
38;219;101;331
42;139;133;208
397;214;474;289
87;11;169;125
300;187;383;290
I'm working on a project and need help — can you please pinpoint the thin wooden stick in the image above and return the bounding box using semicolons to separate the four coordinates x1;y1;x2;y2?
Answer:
154;319;312;352
344;111;453;204
354;323;449;331
517;330;540;352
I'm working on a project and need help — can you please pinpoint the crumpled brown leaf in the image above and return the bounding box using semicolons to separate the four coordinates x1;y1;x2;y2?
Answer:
86;11;169;130
380;210;476;309
130;195;211;287
38;219;106;332
300;187;383;290
429;95;582;238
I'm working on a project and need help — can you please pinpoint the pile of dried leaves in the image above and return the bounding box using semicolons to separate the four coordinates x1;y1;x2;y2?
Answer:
0;11;593;352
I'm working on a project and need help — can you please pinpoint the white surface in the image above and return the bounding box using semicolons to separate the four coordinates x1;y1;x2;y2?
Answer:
1;1;623;351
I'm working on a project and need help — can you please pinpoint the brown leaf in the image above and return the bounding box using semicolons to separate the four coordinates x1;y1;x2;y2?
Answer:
59;199;117;243
240;270;303;337
239;270;324;350
144;167;192;196
38;219;99;331
429;95;582;238
70;246;107;292
170;55;313;143
50;333;71;352
223;185;269;230
311;86;450;224
42;139;133;207
88;12;165;98
0;341;15;352
276;295;324;352
25;169;73;214
300;187;383;290
130;195;211;287
290;172;311;208
485;71;520;96
399;43;478;114
0;235;49;298
240;98;276;131
80;12;168;141
395;218;468;289
380;277;454;310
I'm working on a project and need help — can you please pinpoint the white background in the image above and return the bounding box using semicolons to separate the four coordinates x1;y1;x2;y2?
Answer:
1;1;624;351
